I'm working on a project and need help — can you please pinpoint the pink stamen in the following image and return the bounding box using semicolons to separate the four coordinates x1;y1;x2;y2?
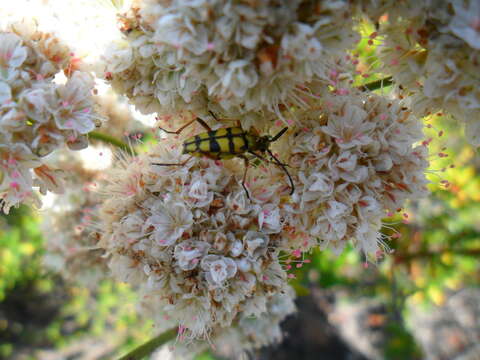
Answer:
292;249;301;258
10;181;20;191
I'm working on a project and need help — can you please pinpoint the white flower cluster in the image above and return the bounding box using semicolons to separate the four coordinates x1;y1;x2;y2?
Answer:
102;0;358;117
99;137;295;341
42;89;146;286
278;90;429;255
0;22;100;213
42;152;108;286
210;289;295;357
98;88;429;351
366;0;480;146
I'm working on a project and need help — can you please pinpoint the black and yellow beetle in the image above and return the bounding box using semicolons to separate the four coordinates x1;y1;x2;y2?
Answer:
153;114;294;199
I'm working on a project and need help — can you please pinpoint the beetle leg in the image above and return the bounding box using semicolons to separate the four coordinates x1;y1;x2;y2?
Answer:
158;117;212;135
195;117;212;131
266;149;295;195
208;110;218;121
152;155;193;167
248;151;291;167
248;150;269;163
238;155;251;200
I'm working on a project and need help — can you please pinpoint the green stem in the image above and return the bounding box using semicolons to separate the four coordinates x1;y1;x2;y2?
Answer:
88;131;137;155
358;76;393;92
118;328;177;360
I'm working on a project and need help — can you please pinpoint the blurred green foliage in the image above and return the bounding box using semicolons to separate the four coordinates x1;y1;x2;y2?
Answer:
0;207;153;359
0;206;44;302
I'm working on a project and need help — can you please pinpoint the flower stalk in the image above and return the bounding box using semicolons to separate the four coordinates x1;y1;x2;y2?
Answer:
117;328;177;360
358;76;393;92
88;131;137;155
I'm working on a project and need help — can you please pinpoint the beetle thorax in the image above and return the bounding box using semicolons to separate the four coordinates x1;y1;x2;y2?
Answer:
253;136;271;152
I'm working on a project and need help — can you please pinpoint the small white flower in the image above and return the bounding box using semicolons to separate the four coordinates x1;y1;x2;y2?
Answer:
201;254;237;288
33;165;65;195
226;188;252;215
0;33;27;69
145;201;193;246
0;81;12;107
235;257;252;272
355;220;382;254
49;72;97;134
118;211;146;242
258;204;282;234
244;231;269;260
230;239;244;257
185;177;213;207
18;86;50;122
321;104;374;149
174;240;210;271
326;200;349;220
449;0;480;50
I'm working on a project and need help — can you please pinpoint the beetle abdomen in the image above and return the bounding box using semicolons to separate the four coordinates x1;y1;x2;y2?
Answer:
182;127;252;158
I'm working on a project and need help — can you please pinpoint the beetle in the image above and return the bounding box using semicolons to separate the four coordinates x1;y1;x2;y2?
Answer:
153;115;294;199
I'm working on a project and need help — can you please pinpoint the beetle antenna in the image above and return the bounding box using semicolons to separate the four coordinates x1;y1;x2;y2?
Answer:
270;127;288;142
266;149;295;195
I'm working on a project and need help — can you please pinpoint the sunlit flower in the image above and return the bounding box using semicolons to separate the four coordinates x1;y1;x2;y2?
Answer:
371;0;480;145
98;135;293;339
201;254;237;288
0;22;101;212
102;0;359;120
279;89;429;256
144;200;194;246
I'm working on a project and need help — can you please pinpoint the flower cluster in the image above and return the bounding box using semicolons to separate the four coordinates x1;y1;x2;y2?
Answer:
98;87;429;352
102;0;358;118
277;90;429;255
0;22;100;213
41;152;109;286
363;0;480;146
99;132;294;340
211;288;296;356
